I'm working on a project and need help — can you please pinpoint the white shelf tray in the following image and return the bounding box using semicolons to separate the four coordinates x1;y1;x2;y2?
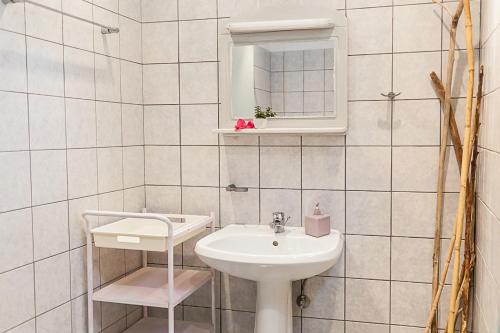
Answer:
93;267;211;308
125;317;210;333
91;214;212;251
213;127;347;135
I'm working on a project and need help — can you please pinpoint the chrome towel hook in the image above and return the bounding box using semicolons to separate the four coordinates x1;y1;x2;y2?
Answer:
381;91;401;101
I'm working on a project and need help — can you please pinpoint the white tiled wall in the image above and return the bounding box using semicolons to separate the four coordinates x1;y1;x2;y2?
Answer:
141;1;481;333
0;0;145;332
475;0;500;332
0;0;490;332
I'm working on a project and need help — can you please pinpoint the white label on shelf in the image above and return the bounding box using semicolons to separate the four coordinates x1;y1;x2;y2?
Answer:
117;235;140;244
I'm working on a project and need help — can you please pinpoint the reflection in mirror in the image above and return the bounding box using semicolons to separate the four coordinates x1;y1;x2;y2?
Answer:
231;39;336;120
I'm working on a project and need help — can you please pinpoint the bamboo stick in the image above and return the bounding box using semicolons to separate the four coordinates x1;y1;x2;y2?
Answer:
431;3;464;332
430;72;463;167
460;65;484;333
446;0;476;331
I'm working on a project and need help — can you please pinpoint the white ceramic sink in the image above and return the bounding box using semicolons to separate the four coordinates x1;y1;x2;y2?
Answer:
195;224;343;333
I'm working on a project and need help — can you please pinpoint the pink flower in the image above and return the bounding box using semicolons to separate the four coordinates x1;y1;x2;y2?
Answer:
246;120;255;129
234;119;247;130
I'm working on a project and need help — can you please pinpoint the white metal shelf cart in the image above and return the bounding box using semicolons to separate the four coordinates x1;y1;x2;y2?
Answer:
82;210;216;333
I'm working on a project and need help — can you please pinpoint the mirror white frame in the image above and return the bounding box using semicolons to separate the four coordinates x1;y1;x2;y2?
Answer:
218;5;348;135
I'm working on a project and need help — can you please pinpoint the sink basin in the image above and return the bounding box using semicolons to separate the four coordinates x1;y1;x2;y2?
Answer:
195;224;343;333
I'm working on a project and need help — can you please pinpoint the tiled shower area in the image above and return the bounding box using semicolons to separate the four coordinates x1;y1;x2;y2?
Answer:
0;0;498;333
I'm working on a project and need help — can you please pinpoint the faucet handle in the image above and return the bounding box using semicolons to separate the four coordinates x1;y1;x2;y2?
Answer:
272;211;285;222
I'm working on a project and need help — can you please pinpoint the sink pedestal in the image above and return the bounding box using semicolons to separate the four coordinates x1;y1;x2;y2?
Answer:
255;281;293;333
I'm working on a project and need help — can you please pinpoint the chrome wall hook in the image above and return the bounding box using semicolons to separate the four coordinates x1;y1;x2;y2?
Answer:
381;91;401;101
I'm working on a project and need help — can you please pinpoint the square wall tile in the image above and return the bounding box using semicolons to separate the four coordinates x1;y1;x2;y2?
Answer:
25;0;62;43
27;37;64;96
182;187;219;226
95;55;121;103
181;146;219;187
65;98;96;149
121;60;143;104
302;147;345;190
70;245;100;298
64;47;95;99
346;191;391;236
260;147;301;189
346;147;391;191
144;105;180;145
392;146;438;192
35;252;71;314
142;0;177;22
391;237;434;283
392;192;458;238
349;54;392;101
94;0;118;12
33;201;69;261
122;104;144;146
143;64;179;104
220;189;259;226
346;278;390;323
181;104;219;145
119;16;142;63
142;22;178;64
123;146;144;188
221;274;256;312
391;281;431;327
178;0;216;20
97;147;123;192
0;152;31;212
220;146;259;188
67;148;98;199
346;235;390;280
179;19;217;62
394;4;442;52
0;209;33;273
62;0;94;51
346;101;391;146
0;30;27;92
28;95;66;150
302;277;345;320
0;265;35;332
348;7;392;55
31;150;67;206
393;99;441;146
36;302;71;333
180;62;218;104
0;0;25;34
96;101;122;147
145;146;181;185
0;91;29;151
119;0;141;21
260;189;301;227
393;51;441;100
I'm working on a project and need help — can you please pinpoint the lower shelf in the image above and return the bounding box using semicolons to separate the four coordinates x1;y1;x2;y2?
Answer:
125;318;211;333
93;267;212;308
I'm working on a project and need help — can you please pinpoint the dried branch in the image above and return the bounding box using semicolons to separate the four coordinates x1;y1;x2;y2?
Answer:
460;65;484;333
446;0;476;331
430;72;463;167
431;2;464;332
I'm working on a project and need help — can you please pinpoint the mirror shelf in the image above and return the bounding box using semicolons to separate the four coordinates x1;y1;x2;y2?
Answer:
213;127;346;136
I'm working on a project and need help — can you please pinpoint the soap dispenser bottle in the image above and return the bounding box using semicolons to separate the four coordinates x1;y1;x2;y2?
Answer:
305;202;331;237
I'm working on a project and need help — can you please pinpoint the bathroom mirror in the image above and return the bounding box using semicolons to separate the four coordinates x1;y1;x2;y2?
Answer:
218;7;348;134
232;39;337;119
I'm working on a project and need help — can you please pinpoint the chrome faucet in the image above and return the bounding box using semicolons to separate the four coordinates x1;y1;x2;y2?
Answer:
270;212;290;233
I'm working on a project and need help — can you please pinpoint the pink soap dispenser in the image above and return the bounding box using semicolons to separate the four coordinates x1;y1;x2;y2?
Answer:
305;202;331;237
